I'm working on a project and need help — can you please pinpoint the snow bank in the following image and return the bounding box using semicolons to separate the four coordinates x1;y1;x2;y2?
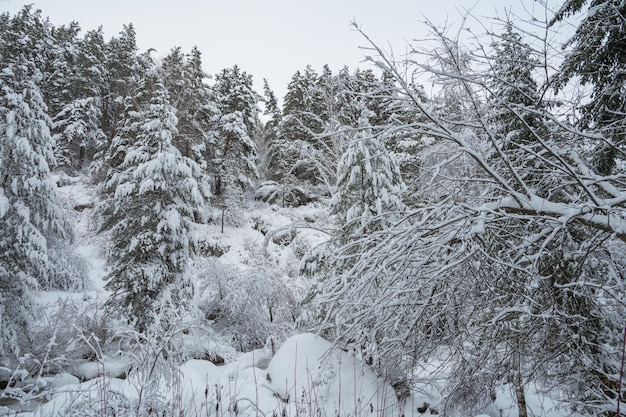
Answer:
266;333;399;417
178;333;399;417
26;334;400;417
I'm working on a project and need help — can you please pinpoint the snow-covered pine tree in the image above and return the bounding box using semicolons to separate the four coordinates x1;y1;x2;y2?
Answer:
258;79;282;181
51;24;108;172
311;20;626;414
552;0;626;175
77;26;109;132
489;22;541;145
376;71;428;202
102;80;203;332
104;24;142;140
434;23;549;417
212;66;260;224
330;109;405;237
304;109;407;388
92;84;145;187
160;46;217;171
54;97;107;171
44;21;81;122
88;25;146;184
334;67;375;127
280;66;325;142
0;61;66;361
271;66;326;184
0;6;50;77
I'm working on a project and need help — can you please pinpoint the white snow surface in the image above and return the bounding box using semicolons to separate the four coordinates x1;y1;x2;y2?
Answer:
14;334;399;417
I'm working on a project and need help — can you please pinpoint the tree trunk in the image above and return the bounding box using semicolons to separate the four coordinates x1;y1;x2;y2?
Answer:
514;350;528;417
515;381;527;417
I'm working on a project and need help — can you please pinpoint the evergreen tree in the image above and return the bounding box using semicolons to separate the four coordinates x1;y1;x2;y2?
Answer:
212;66;260;223
335;67;378;127
0;6;51;76
552;0;626;174
88;24;145;183
281;66;325;140
44;22;111;172
272;66;326;183
312;20;626;415
94;75;149;186
487;22;546;195
259;78;281;180
54;96;106;171
489;22;541;143
104;24;142;140
262;79;281;122
443;24;548;416
330;110;405;236
102;81;203;332
373;71;427;201
78;26;109;130
0;61;66;361
44;21;81;119
161;46;216;168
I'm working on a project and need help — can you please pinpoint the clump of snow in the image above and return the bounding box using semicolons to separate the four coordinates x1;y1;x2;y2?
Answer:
266;333;399;417
69;353;132;381
49;373;80;393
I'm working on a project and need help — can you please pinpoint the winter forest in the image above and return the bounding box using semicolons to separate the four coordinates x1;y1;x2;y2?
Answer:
0;1;625;416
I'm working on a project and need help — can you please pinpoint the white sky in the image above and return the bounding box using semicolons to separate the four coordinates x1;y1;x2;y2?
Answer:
0;0;549;104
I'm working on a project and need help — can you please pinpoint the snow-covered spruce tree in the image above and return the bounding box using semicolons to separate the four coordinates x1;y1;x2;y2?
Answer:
44;21;81;122
101;80;203;332
77;26;110;130
306;108;407;388
312;20;626;415
489;22;542;145
103;24;144;141
330;109;405;237
271;65;384;194
212;65;260;225
488;18;623;411
160;46;217;169
312;66;381;193
51;25;108;172
270;66;326;184
87;25;147;184
258;79;282;181
552;0;626;175
376;71;429;201
54;96;107;172
0;61;66;362
430;22;550;417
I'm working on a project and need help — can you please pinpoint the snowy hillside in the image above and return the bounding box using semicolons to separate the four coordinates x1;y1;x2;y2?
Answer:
0;174;399;417
0;175;577;417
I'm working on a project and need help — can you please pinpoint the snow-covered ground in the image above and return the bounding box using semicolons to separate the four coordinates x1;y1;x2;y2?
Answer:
10;333;398;417
0;174;577;417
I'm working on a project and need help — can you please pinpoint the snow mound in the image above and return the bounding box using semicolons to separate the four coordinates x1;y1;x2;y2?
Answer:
15;333;396;417
176;334;399;417
266;333;398;417
25;334;401;417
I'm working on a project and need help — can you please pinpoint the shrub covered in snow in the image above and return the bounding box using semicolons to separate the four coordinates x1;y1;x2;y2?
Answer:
196;258;298;351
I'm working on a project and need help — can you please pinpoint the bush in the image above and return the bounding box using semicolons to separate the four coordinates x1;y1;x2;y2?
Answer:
197;258;298;351
44;240;90;291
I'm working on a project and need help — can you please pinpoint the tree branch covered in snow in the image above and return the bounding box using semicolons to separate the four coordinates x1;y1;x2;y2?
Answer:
310;14;626;416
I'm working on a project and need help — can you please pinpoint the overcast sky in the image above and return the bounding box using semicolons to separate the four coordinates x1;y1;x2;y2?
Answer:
1;0;547;103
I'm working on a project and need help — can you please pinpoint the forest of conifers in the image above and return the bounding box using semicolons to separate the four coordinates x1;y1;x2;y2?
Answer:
1;1;625;416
